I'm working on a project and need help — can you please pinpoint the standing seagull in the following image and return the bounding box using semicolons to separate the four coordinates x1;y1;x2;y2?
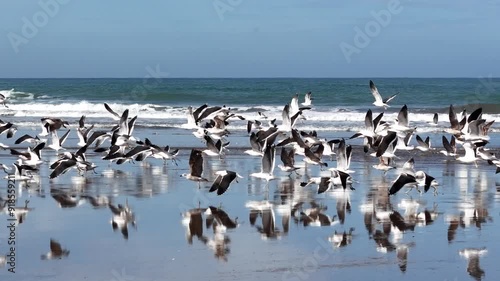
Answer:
250;144;276;184
209;170;243;195
181;149;208;187
370;80;397;108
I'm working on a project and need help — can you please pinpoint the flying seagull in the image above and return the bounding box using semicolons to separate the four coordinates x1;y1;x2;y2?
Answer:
250;144;276;184
370;80;397;108
181;149;208;187
209;170;243;195
41;239;70;260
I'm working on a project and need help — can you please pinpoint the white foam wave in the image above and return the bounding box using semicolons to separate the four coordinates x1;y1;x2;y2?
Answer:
2;101;499;134
1;88;35;100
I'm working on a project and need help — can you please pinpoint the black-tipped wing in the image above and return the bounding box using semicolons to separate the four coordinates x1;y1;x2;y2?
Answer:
317;177;331;194
389;173;417;195
442;136;453;153
50;160;77;179
449;105;459;130
397;105;409;127
423;173;435;193
376;131;397;157
104;103;121;119
383;94;398;104
209;171;238;195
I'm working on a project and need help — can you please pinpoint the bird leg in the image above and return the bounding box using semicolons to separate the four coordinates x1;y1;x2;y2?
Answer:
416;186;422;195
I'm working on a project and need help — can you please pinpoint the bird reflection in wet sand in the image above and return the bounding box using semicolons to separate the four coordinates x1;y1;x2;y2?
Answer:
335;194;351;225
51;188;85;208
299;202;337;227
80;195;110;209
396;242;415;273
41;239;70;260
109;200;136;240
328;228;354;248
459;248;487;281
181;206;232;261
181;207;206;244
246;201;283;239
7;200;33;225
203;206;232;261
446;214;466;243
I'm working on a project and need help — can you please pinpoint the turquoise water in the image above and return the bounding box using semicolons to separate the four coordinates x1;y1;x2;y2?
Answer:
1;78;499;110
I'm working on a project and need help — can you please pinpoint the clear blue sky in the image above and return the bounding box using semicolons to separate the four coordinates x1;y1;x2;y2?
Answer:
0;0;499;78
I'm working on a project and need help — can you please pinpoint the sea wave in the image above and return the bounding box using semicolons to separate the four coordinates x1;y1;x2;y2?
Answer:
2;101;499;134
0;88;35;100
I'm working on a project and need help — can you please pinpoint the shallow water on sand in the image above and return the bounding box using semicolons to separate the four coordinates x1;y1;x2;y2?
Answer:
0;128;499;281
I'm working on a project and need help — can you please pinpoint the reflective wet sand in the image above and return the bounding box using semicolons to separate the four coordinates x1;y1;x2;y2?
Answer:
0;128;499;281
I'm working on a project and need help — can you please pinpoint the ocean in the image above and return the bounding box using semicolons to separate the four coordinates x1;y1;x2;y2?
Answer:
0;78;499;281
1;78;500;134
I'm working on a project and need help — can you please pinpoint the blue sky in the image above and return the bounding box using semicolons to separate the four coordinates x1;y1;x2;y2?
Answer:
0;0;499;78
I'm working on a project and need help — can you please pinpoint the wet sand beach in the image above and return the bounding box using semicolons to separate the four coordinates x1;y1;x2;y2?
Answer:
0;126;499;281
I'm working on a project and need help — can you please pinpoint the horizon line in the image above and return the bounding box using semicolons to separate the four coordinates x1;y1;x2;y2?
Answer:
0;76;497;79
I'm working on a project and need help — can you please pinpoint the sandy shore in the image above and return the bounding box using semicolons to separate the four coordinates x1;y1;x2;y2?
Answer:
0;127;499;280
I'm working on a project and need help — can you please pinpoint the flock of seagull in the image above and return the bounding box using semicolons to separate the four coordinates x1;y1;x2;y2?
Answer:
0;80;496;277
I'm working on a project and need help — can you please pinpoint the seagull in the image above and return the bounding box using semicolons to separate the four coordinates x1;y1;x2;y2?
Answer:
41;239;70;260
388;173;418;195
209;170;243;195
429;113;438;126
372;131;398;159
10;142;45;167
440;135;457;157
0;92;8;108
330;139;353;173
331;169;354;191
300;177;332;194
40;118;69;137
415;171;439;194
250;144;276;184
372;157;396;174
202;135;228;158
415;135;432;152
48;129;71;151
181;149;208;187
4;160;37;182
278;147;300;175
456;141;479;165
14;134;40;145
279;104;303;132
244;132;265;157
369;80;397;108
301;91;313;107
76;115;94;147
390;105;414;133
